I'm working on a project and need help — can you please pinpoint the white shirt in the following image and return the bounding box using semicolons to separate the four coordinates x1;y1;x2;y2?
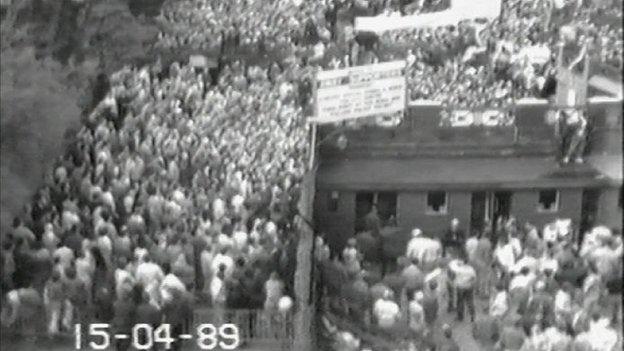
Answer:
200;251;214;278
136;262;164;288
509;273;536;291
373;299;400;329
232;231;248;251
42;230;59;254
465;237;479;262
495;243;516;271
512;256;539;274
406;237;441;264
408;300;425;331
97;235;113;262
449;261;476;289
489;291;509;317
161;273;186;294
554;290;572;314
586;319;618;351
210;276;225;304
53;246;74;269
539;256;559;273
211;253;234;278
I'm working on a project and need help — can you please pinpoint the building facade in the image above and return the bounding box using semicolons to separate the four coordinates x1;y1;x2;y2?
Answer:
313;97;622;253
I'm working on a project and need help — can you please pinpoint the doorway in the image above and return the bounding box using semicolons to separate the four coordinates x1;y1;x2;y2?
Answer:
470;191;487;232
355;191;398;232
355;192;375;233
580;189;600;242
493;191;512;224
471;191;512;234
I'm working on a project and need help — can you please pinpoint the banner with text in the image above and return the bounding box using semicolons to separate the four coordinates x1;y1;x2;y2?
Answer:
355;0;501;33
443;108;515;127
310;61;407;124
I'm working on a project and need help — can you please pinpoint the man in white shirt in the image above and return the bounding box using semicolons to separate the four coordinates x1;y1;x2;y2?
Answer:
264;272;284;311
465;231;479;264
494;236;516;276
408;291;426;337
448;256;477;322
373;292;400;330
406;228;441;270
211;248;234;279
53;244;74;270
136;257;165;306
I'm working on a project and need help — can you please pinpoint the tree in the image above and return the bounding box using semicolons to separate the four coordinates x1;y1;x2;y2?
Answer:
83;0;159;71
0;47;86;230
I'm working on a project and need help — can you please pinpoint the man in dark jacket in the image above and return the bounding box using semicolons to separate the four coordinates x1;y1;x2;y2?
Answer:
112;289;137;351
162;289;193;351
135;290;162;349
443;218;465;257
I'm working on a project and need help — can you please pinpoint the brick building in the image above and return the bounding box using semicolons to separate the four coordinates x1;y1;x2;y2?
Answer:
313;97;622;253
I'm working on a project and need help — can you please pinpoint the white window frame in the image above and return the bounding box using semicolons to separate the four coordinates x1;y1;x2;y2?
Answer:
537;189;560;213
426;191;448;215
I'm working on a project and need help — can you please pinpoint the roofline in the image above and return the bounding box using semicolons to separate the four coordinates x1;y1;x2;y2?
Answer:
316;178;614;191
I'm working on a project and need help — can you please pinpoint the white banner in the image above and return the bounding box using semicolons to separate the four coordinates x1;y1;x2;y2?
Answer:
446;109;512;127
310;61;407;124
189;55;208;67
518;45;551;65
355;0;501;33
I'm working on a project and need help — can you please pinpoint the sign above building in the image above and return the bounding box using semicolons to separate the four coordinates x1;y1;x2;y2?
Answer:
310;60;407;124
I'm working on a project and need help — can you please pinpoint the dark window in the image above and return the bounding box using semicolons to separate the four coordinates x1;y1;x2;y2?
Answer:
328;191;339;212
427;191;448;214
538;189;559;212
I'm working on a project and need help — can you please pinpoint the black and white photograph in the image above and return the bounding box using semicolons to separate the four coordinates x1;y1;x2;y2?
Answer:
0;0;622;350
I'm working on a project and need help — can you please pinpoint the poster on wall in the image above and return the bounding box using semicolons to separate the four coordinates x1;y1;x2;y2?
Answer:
310;61;407;124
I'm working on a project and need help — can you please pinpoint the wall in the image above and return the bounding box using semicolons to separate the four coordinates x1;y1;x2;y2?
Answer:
596;186;622;231
511;188;583;229
314;189;474;251
396;191;471;239
314;187;593;252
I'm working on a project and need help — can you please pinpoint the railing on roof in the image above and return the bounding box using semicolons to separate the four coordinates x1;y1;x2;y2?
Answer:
317;96;622;152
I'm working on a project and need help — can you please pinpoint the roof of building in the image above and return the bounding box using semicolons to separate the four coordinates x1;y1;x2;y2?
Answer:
587;154;623;184
588;75;623;98
316;157;612;190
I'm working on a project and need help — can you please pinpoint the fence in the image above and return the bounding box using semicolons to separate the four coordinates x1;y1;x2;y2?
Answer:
192;307;294;350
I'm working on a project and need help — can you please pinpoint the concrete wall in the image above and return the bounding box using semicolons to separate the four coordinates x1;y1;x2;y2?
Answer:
509;188;583;229
596;186;623;231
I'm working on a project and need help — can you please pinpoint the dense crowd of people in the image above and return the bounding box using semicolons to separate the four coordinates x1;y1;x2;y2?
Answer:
0;58;309;347
317;215;622;351
0;0;622;349
155;0;620;108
